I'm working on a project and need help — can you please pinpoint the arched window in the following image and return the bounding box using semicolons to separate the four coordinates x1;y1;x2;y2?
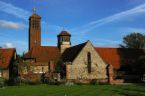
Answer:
87;52;91;73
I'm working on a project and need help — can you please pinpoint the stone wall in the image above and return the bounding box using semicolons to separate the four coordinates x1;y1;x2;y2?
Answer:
25;61;56;74
1;69;9;80
60;42;71;53
66;41;107;81
30;65;48;74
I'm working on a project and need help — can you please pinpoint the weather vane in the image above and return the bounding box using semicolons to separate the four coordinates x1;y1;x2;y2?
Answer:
32;7;37;14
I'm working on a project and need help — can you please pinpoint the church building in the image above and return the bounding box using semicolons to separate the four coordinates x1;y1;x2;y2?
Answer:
23;11;119;83
24;11;145;84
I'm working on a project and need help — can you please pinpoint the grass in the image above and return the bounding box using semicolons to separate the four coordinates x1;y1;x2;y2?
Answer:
0;84;145;96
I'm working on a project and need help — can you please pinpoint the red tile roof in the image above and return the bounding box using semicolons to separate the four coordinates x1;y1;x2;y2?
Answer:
0;48;15;69
95;48;121;69
95;48;145;69
58;31;71;36
24;44;145;70
24;46;60;65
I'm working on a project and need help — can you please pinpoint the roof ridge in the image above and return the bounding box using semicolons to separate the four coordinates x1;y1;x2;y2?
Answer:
0;48;15;50
61;42;87;62
40;46;58;48
68;41;87;49
95;47;145;50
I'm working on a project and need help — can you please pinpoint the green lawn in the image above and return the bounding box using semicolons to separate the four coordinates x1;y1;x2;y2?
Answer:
0;84;145;96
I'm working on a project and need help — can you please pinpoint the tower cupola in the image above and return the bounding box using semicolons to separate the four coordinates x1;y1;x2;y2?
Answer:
57;30;71;53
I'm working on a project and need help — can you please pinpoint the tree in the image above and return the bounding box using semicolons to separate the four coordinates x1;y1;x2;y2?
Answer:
135;56;145;75
120;33;145;49
120;33;145;82
17;54;30;74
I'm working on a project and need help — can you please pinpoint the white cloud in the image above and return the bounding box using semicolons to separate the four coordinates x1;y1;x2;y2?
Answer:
0;1;27;30
3;42;14;48
71;3;145;34
0;1;30;20
1;40;27;54
0;1;62;31
95;39;121;44
86;3;145;27
0;20;25;29
93;38;121;48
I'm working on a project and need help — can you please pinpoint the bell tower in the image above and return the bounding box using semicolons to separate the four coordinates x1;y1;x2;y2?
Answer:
57;30;71;53
29;7;41;50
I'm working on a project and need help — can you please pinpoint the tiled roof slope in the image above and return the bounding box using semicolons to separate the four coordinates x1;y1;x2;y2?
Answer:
95;48;145;69
61;42;86;62
24;46;60;63
24;44;145;69
0;48;15;69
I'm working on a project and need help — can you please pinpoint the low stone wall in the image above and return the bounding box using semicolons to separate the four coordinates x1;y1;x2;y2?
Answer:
21;74;41;81
110;79;124;84
21;73;60;82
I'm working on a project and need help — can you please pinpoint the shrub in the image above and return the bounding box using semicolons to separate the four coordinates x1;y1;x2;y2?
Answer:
8;77;21;86
90;79;108;85
90;79;97;85
27;80;42;85
43;78;61;85
0;78;5;88
48;78;57;85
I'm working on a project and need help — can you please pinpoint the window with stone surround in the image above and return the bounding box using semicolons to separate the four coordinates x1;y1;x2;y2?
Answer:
87;52;92;73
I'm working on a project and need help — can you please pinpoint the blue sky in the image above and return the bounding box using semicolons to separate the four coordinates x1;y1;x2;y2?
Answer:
0;0;145;54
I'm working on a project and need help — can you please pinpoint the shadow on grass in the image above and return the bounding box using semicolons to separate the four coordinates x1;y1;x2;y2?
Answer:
134;83;145;87
111;85;145;96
